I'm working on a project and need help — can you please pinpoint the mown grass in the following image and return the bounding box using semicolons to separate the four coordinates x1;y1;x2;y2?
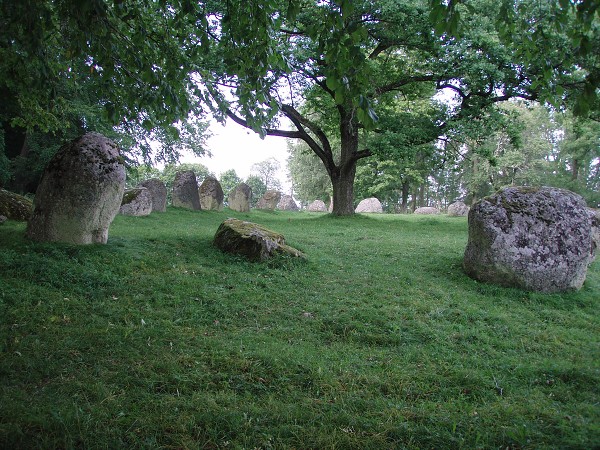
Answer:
1;208;598;449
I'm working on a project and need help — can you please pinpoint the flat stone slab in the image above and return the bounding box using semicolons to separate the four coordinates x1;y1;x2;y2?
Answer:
214;218;305;261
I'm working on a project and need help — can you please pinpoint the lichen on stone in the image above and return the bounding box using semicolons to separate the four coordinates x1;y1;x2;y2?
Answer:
214;218;305;261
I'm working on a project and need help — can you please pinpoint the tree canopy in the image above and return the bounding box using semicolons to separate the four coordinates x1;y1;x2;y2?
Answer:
217;0;598;214
1;0;598;209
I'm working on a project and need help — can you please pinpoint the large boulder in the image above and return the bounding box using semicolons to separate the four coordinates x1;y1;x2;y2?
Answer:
214;218;305;261
172;170;201;210
355;197;383;213
199;176;224;211
464;186;594;293
256;190;281;211
0;215;7;225
447;201;470;217
0;189;33;221
228;183;252;212
26;133;125;244
277;194;299;211
119;187;153;216
307;200;327;212
139;178;167;212
414;206;440;215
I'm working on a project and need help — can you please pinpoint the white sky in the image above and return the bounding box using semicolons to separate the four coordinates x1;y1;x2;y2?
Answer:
181;118;293;192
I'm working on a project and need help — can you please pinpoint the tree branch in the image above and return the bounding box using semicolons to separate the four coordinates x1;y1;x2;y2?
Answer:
225;109;303;139
375;75;438;95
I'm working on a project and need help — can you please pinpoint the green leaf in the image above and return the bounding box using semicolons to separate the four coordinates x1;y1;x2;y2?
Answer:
326;77;339;91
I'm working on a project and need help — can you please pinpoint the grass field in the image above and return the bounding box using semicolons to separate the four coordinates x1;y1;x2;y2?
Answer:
1;208;598;449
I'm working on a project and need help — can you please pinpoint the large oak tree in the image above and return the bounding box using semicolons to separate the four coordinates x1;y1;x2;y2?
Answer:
212;0;594;215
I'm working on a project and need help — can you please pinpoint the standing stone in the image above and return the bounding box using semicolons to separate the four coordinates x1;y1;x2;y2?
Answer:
26;133;125;244
0;215;7;225
0;189;33;221
139;178;167;212
199;176;224;211
256;190;281;211
589;208;599;263
355;197;383;213
307;200;327;212
447;201;470;217
172;171;201;210
414;206;440;215
228;183;252;212
464;186;594;293
277;194;299;211
119;187;153;216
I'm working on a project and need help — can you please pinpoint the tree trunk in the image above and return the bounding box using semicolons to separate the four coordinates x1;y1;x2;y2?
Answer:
401;180;410;213
330;164;357;216
571;158;580;181
328;108;361;216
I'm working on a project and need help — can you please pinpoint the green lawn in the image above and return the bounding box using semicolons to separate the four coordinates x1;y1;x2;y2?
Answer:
1;208;598;449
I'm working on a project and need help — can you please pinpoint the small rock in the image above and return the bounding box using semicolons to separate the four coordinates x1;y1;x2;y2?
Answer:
414;206;440;215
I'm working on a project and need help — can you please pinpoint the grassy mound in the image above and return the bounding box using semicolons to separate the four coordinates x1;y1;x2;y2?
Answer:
1;208;598;448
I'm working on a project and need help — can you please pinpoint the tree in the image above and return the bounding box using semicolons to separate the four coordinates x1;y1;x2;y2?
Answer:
219;169;243;198
287;140;332;207
250;157;282;191
431;0;600;117
217;0;588;215
546;114;600;206
452;102;560;204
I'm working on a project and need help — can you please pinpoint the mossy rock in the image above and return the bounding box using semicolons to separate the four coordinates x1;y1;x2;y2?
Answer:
0;189;33;221
214;218;305;261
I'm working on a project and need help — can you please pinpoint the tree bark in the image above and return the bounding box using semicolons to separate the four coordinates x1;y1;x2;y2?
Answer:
571;158;580;181
401;180;410;213
330;164;357;215
329;108;361;216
